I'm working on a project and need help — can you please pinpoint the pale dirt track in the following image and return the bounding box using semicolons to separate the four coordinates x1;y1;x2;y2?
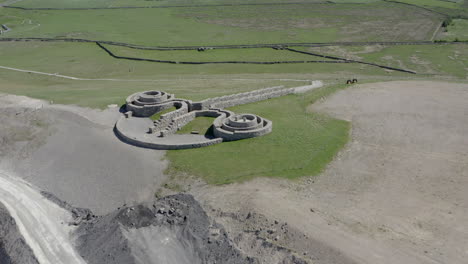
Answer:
0;65;311;83
0;170;85;264
191;81;468;264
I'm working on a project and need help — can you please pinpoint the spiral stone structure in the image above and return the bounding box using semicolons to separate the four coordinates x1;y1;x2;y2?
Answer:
213;113;272;141
114;81;322;150
126;90;191;117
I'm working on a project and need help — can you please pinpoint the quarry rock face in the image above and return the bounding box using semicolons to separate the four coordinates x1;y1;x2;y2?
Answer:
1;188;310;264
74;194;257;264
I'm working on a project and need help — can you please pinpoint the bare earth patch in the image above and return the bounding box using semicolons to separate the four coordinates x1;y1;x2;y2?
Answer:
0;94;168;214
190;81;468;264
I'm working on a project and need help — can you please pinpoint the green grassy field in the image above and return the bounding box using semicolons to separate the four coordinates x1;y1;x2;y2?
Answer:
441;19;468;41
104;45;337;62
167;83;350;184
8;0;389;8
1;1;443;44
9;0;467;9
302;43;468;78
0;42;409;85
173;2;443;42
177;116;215;135
394;0;463;9
0;69;315;108
1;41;464;110
150;107;177;120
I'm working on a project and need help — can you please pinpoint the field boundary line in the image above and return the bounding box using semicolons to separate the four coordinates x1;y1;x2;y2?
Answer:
284;47;416;74
1;37;466;51
381;0;450;17
96;42;354;65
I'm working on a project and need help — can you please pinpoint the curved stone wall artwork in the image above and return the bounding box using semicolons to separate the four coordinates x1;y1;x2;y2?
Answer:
115;81;322;150
213;113;272;141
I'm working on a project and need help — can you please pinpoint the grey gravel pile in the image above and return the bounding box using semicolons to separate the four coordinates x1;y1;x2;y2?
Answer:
74;194;256;264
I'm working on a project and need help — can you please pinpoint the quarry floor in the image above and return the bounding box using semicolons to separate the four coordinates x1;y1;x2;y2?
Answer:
0;80;467;263
190;81;468;264
0;94;168;215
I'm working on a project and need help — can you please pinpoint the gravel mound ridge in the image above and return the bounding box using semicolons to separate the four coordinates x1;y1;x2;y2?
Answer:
73;194;256;264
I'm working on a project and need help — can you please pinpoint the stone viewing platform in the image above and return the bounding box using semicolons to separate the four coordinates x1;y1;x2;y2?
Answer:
115;81;322;150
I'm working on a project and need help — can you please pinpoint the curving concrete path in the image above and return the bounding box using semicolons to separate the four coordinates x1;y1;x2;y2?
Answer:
0;170;86;264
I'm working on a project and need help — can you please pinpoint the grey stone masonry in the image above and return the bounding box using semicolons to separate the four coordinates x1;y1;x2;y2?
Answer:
0;24;11;34
199;85;295;109
126;90;194;117
115;82;322;150
213;113;272;141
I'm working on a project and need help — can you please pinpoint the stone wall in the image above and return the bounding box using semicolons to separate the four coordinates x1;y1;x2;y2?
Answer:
159;101;189;120
202;86;284;103
213;123;272;141
199;86;295;109
115;116;223;150
200;86;283;105
212;89;293;109
0;24;11;34
126;86;294;119
126;102;175;117
158;108;236;137
196;109;234;119
115;86;290;150
155;108;240;137
153;101;191;135
160;111;196;136
125;91;186;117
213;114;272;141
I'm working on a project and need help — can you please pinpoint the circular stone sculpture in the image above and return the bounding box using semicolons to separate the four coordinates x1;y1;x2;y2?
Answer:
136;91;167;104
213;113;272;141
125;90;175;117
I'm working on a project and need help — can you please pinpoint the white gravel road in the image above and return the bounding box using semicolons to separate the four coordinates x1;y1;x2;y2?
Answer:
0;170;86;264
